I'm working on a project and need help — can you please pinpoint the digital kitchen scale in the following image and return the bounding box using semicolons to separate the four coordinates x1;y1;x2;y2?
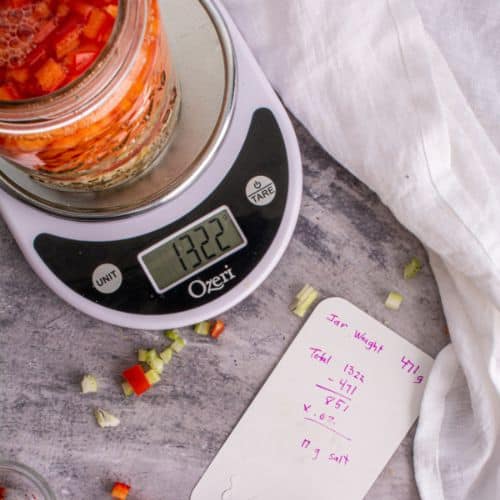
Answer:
0;0;302;329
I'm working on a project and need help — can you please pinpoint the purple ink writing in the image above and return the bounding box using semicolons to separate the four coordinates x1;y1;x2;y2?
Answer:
344;363;366;383
328;452;350;466
325;395;350;412
338;378;358;397
309;347;333;365
353;330;384;353
299;438;351;465
401;355;425;383
326;313;349;329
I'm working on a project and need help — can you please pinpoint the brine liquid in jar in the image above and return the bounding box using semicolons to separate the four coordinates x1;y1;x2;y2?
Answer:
0;0;180;191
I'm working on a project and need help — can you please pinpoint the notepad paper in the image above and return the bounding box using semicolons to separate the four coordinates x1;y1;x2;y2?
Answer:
191;298;434;500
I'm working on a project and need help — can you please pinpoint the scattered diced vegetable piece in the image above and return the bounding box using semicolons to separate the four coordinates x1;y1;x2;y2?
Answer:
81;374;98;394
144;349;164;373
403;257;423;280
194;321;211;336
111;482;131;499
159;347;173;364
149;356;164;374
385;291;404;311
0;486;6;500
210;320;225;339
122;364;151;396
95;408;120;428
121;381;134;398
165;329;181;341
138;349;148;362
171;337;186;353
145;369;161;385
290;284;319;318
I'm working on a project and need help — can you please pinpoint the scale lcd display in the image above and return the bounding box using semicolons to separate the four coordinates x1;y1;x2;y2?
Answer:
138;206;247;293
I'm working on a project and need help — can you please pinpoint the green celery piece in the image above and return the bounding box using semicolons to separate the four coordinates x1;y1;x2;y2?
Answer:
138;349;148;362
291;285;319;318
81;374;98;394
122;381;134;398
404;257;423;280
159;347;173;364
145;349;158;365
145;369;161;385
194;321;211;336
385;291;404;310
171;338;186;353
165;329;181;341
150;356;164;374
95;408;120;428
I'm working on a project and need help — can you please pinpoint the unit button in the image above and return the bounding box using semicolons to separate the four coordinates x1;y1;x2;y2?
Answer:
92;263;123;294
246;175;276;206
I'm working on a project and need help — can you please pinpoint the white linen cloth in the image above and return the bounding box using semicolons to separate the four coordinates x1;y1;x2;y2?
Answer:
222;0;500;498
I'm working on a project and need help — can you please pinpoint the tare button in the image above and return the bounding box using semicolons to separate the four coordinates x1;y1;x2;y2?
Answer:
246;175;276;206
92;263;123;294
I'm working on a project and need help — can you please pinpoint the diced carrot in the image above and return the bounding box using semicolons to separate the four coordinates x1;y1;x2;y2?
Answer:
0;83;20;101
12;135;51;153
104;5;118;18
56;3;71;18
111;482;131;500
83;8;108;39
7;67;29;84
35;58;67;93
34;1;52;19
54;19;84;59
73;2;94;19
210;319;225;339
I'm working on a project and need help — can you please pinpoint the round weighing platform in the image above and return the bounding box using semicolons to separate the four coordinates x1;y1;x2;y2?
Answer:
0;0;235;219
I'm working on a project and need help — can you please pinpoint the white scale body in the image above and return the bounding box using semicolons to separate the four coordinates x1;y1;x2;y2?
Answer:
0;0;302;329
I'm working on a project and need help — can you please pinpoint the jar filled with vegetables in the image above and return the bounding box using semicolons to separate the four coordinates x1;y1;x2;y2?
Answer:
0;0;180;191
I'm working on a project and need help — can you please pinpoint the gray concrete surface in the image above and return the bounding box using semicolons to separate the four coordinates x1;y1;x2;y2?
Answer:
0;117;448;499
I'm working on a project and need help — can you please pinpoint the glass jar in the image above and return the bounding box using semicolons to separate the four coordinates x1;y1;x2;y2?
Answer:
0;460;56;500
0;0;180;192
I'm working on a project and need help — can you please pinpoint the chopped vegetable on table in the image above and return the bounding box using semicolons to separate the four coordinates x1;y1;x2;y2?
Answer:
95;408;120;428
122;364;151;396
165;329;181;341
81;374;98;394
194;321;211;336
159;347;173;364
111;482;131;499
121;381;134;398
290;284;319;318
385;291;404;310
404;257;423;280
171;337;186;353
145;369;161;386
210;320;225;339
138;349;148;363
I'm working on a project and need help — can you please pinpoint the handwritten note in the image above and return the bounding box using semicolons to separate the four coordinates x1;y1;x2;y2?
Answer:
191;298;433;500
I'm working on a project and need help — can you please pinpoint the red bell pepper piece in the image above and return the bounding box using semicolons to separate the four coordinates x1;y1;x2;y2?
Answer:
210;319;225;339
122;364;151;396
111;482;131;499
0;486;6;500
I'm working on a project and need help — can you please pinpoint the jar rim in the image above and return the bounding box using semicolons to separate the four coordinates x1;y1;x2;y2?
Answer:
0;0;148;134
